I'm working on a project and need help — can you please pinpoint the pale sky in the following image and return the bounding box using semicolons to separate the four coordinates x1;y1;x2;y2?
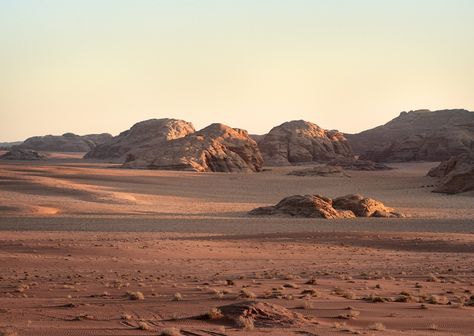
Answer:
1;0;474;141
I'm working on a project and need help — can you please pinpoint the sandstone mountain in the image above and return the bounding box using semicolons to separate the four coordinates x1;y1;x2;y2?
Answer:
124;123;263;173
0;148;47;160
346;109;474;162
85;118;195;161
258;120;353;166
15;132;113;152
427;153;474;194
249;193;404;219
0;141;23;149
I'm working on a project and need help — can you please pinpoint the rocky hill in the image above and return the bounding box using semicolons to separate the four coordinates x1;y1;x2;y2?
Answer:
124;123;263;172
346;109;474;162
15;132;112;152
84;118;195;161
258;120;353;166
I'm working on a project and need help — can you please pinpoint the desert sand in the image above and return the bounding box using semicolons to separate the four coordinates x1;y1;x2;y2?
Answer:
0;157;473;335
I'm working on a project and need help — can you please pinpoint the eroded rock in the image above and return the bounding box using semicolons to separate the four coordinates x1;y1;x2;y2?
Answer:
258;120;353;166
428;153;474;194
85;118;195;161
249;194;404;219
0;149;47;160
218;301;311;328
124;123;263;172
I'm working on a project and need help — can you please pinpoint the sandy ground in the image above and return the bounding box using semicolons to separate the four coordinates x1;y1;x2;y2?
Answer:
0;159;473;335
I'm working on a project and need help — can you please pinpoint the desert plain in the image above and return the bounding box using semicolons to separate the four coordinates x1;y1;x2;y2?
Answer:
0;156;473;336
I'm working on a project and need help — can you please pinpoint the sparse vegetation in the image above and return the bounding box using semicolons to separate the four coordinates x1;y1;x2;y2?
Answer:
126;291;145;300
239;288;256;299
0;329;17;336
201;307;223;320
138;321;152;330
160;327;182;336
368;322;386;331
363;294;387;303
237;316;255;330
427;294;449;305
120;313;132;320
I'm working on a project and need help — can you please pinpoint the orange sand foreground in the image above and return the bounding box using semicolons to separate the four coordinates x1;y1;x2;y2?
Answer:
0;159;473;335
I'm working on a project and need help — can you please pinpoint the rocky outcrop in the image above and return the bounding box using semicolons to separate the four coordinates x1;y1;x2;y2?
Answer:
16;132;112;152
124;123;263;172
85;118;195;160
258;120;353;166
332;194;402;217
326;158;392;171
249;194;403;219
427;153;474;194
218;301;311;328
0;149;47;160
346;109;474;162
287;165;350;177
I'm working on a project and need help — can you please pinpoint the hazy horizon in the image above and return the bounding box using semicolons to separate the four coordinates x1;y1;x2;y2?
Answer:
1;0;474;142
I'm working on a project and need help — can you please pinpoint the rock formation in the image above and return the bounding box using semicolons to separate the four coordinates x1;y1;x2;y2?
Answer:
15;132;113;152
249;194;403;218
258;120;353;166
332;194;401;217
427;153;474;194
218;301;310;328
287;165;350;177
346;109;474;162
326;158;392;171
84;118;195;160
0;149;47;160
124;123;263;173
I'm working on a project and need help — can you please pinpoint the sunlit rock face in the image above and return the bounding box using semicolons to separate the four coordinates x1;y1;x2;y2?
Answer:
258;120;353;166
123;123;263;173
249;194;404;219
84;118;195;161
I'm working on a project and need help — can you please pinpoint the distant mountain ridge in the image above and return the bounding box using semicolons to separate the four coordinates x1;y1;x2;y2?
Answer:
346;109;474;162
14;133;113;152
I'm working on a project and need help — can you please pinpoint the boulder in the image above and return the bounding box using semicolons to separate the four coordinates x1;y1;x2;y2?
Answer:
346;109;474;162
332;194;402;217
258;120;353;166
16;132;112;152
218;301;311;328
249;194;404;219
287;165;350;177
0;148;47;160
428;153;474;194
249;195;355;219
85;118;195;160
124;123;263;172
